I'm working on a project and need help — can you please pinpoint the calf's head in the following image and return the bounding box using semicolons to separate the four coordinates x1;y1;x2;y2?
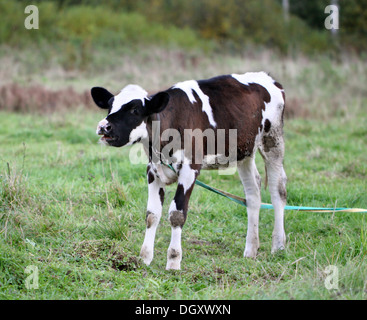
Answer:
91;85;169;147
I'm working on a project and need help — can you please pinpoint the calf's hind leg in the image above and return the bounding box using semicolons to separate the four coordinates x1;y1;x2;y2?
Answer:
260;135;287;253
238;157;262;258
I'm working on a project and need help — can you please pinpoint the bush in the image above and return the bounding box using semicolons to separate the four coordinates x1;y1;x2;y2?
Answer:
1;1;205;50
4;0;336;55
114;0;334;54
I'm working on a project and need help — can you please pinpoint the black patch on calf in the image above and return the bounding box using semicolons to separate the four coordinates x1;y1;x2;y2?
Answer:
173;184;186;212
261;86;271;104
168;248;180;260
264;119;271;133
159;188;165;205
274;81;283;90
147;171;155;184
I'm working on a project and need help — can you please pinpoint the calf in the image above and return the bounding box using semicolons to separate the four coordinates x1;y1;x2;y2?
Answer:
91;72;287;270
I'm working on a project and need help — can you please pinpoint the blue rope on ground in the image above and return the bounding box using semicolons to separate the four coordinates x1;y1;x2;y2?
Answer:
165;164;367;213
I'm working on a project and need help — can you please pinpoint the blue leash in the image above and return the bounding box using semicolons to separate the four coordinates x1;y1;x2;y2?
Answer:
164;164;367;213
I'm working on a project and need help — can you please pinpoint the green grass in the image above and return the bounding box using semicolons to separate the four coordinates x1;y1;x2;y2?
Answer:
0;108;366;300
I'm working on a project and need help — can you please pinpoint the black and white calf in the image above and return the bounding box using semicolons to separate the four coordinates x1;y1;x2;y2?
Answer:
91;72;287;270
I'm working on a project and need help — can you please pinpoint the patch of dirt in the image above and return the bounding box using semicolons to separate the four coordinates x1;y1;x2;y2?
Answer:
73;239;140;271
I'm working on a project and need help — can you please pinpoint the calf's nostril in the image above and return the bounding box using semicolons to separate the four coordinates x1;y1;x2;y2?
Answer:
105;124;112;133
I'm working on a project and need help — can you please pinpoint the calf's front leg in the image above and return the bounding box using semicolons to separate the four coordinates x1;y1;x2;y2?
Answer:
166;164;199;270
140;166;165;266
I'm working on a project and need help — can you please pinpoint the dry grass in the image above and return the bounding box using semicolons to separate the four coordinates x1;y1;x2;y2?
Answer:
0;46;366;119
0;83;94;113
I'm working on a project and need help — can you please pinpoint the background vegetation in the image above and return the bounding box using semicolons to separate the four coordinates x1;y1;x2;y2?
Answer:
0;0;366;300
2;0;367;55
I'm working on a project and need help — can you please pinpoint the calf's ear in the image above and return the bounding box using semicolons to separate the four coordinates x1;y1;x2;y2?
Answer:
91;87;114;109
144;92;170;116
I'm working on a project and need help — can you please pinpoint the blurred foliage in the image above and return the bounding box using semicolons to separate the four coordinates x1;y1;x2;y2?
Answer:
1;0;366;55
99;0;335;54
286;0;330;30
339;0;367;52
0;1;205;49
287;0;367;52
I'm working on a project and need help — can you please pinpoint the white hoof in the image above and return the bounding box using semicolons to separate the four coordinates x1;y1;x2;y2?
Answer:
166;247;181;270
140;246;153;266
166;261;181;270
271;234;286;254
243;245;258;259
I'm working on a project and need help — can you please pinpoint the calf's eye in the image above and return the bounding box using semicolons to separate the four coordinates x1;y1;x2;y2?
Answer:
130;108;139;115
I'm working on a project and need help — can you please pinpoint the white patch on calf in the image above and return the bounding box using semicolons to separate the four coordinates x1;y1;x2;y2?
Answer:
168;199;179;215
147;181;163;216
128;121;148;145
232;72;285;128
178;165;197;194
173;80;217;127
110;84;148;115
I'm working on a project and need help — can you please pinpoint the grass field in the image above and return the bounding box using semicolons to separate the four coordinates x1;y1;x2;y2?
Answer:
0;47;367;300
